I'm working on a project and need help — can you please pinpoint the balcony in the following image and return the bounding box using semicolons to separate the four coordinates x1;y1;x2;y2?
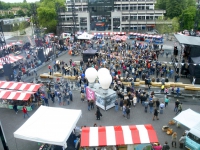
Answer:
121;9;166;14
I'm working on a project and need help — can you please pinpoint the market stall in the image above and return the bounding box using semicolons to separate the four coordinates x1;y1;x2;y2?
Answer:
173;108;200;129
80;124;158;150
14;106;82;149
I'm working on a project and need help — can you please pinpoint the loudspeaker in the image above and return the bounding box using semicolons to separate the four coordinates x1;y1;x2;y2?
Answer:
37;48;46;63
3;63;14;81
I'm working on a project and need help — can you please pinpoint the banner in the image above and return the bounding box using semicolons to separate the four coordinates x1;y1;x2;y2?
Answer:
86;87;96;101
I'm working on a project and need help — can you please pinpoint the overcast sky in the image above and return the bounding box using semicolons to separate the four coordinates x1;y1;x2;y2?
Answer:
1;0;39;3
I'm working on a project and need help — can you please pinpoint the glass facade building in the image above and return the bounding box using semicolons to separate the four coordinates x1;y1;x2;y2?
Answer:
58;0;166;32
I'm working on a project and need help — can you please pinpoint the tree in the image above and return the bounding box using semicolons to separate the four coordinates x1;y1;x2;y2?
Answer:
179;6;196;30
16;10;26;17
8;12;15;19
23;0;27;3
37;0;65;33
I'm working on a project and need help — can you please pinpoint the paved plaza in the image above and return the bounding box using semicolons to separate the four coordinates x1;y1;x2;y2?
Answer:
0;38;200;150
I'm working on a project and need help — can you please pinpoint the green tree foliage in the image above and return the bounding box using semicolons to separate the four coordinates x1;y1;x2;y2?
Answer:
37;0;65;33
17;10;26;17
179;6;197;30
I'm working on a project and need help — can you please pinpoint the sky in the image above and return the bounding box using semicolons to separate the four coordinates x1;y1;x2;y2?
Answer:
1;0;39;3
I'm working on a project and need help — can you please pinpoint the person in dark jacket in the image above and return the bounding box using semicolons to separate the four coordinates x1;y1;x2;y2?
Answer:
153;108;159;120
50;92;55;103
13;103;18;114
96;107;102;120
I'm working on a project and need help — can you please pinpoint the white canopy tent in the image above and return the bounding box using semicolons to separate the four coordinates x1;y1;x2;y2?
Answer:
14;106;82;148
173;108;200;129
77;32;94;40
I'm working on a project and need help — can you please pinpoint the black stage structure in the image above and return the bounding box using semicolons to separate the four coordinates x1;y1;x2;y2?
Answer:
174;34;200;84
82;49;98;63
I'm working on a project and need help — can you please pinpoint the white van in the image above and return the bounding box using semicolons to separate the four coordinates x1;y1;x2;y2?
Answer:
185;123;200;150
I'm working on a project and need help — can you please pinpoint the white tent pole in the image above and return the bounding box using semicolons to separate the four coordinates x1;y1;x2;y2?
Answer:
15;138;19;150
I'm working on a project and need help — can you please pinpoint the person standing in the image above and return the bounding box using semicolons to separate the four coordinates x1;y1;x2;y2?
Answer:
122;104;126;117
22;106;29;119
159;102;165;114
144;100;149;113
165;96;169;107
50;92;55;103
153;108;159;120
96;107;102;120
162;141;170;150
174;99;180;112
126;106;130;119
69;90;73;101
149;100;154;114
87;100;91;111
171;132;177;148
179;134;186;148
114;100;119;111
13;103;18;114
152;143;162;150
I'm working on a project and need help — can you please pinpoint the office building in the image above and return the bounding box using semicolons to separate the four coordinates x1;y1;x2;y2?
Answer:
58;0;166;33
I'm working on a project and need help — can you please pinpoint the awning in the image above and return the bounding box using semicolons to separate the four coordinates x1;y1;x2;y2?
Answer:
0;90;33;101
174;34;200;46
173;108;200;129
7;91;33;101
0;81;42;92
14;106;82;148
80;124;158;147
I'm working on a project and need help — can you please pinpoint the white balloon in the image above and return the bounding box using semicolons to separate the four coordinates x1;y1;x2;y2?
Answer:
99;74;112;89
97;68;110;79
85;68;98;83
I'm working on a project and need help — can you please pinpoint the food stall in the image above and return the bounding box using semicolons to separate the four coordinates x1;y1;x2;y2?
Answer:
80;124;158;150
14;106;82;149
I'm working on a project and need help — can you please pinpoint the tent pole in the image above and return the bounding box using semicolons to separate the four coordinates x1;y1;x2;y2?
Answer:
15;138;19;150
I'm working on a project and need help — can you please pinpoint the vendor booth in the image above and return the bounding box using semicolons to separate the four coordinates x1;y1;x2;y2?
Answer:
14;106;82;149
80;124;158;150
82;49;98;63
86;83;117;110
173;108;200;129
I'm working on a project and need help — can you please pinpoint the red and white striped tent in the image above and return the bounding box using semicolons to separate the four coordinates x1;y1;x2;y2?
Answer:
0;90;33;101
0;81;42;92
0;54;23;69
80;124;158;147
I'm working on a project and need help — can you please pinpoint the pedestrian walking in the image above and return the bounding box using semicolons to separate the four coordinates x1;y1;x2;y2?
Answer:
22;106;29;119
13;103;18;114
153;108;159;120
114;100;119;111
171;132;177;148
165;96;169;107
176;103;182;115
69;90;73;101
95;107;102;120
162;141;170;150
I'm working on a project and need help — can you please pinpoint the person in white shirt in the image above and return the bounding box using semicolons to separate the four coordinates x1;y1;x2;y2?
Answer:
192;77;196;85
